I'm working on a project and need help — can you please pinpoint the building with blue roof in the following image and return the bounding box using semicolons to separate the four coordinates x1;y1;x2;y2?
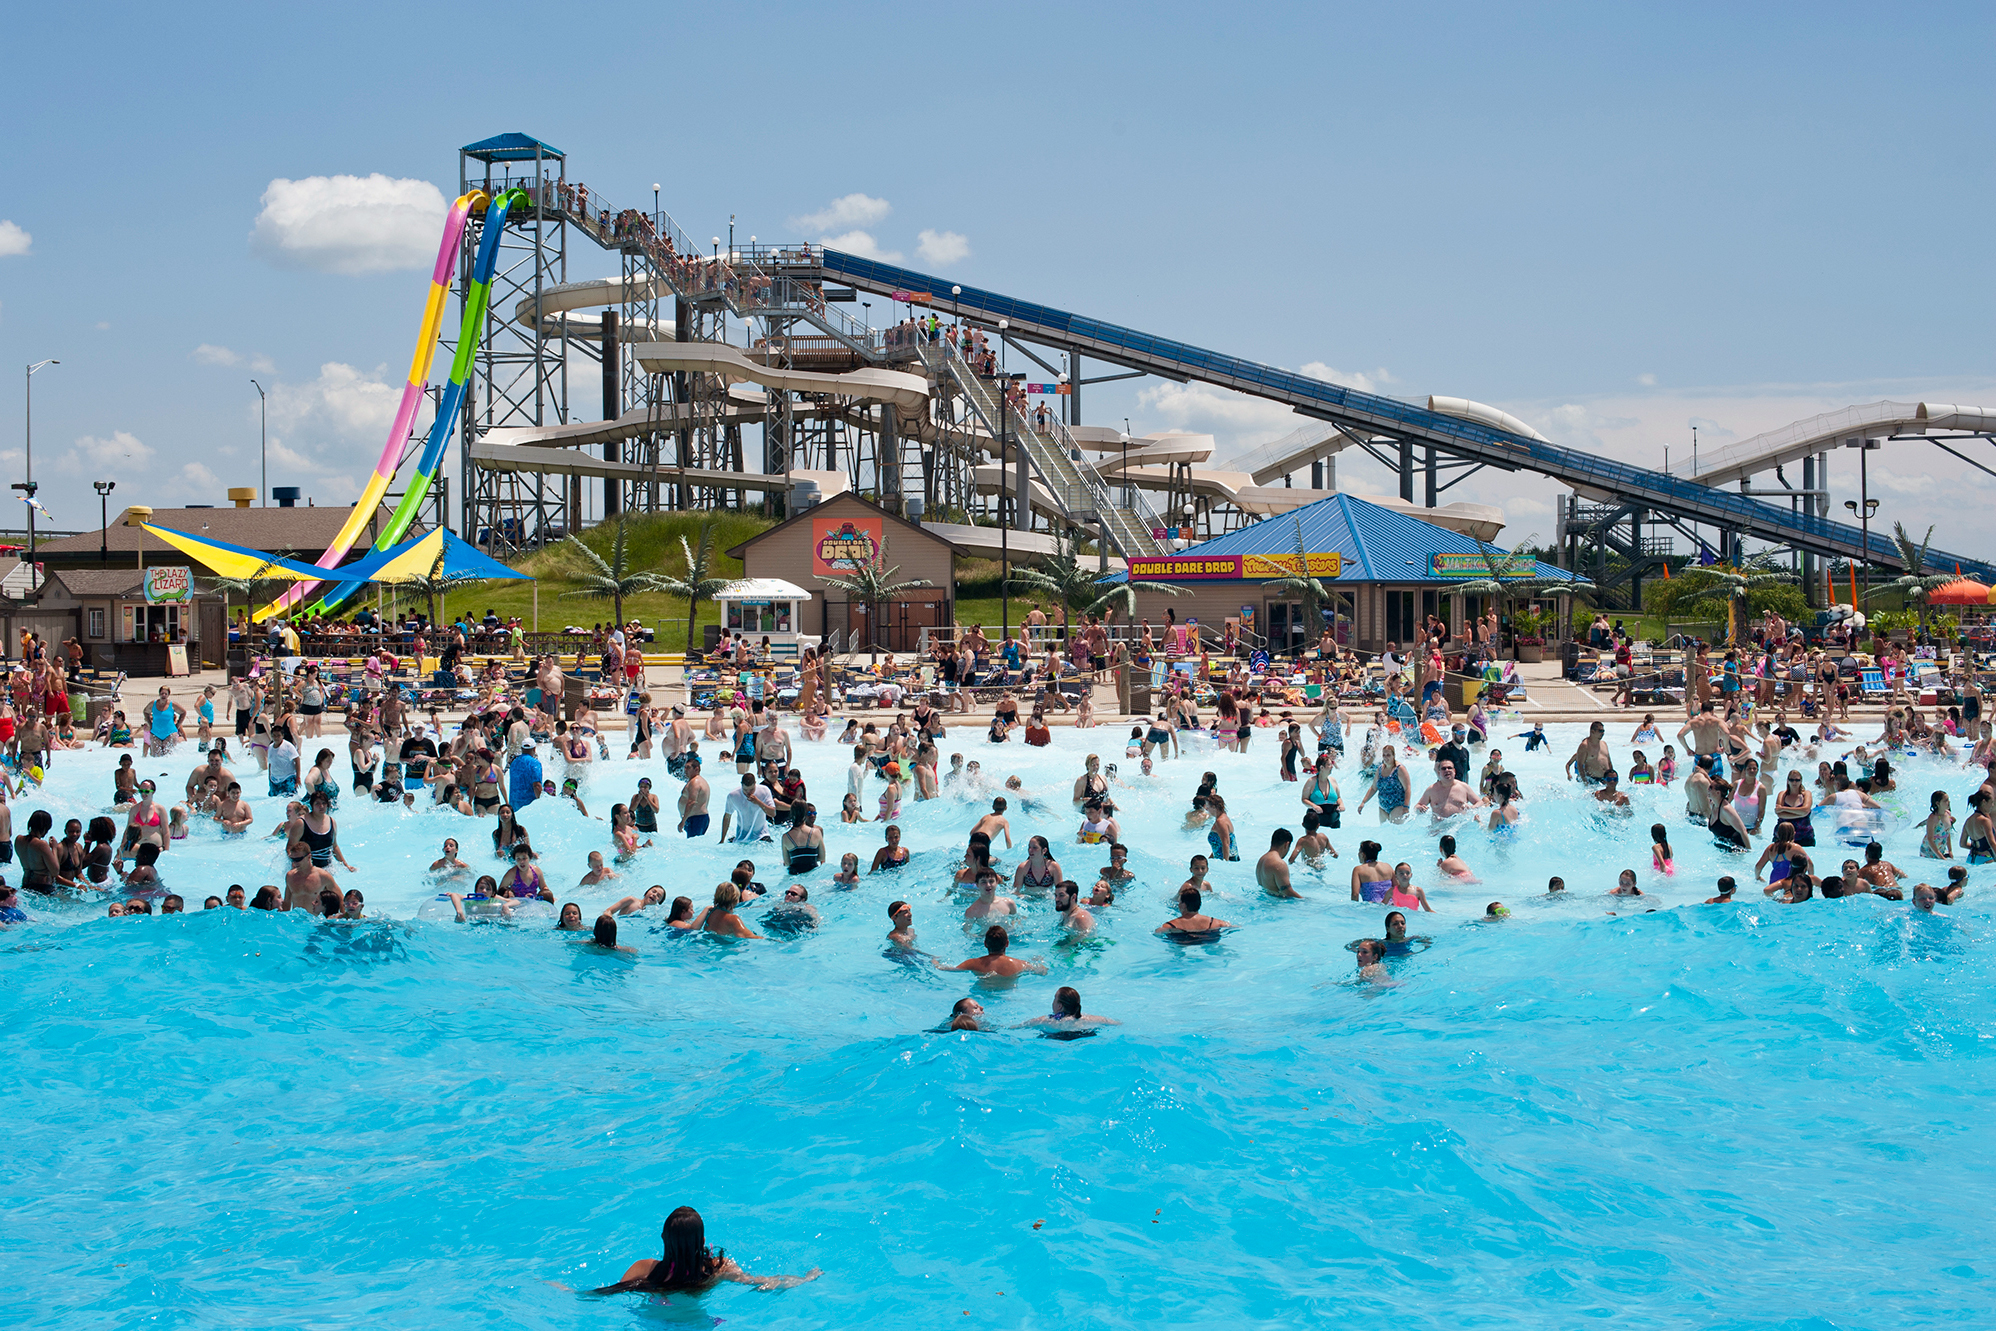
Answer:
1119;492;1582;653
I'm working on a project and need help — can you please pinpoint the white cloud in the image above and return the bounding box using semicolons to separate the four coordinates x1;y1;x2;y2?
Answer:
194;343;242;366
266;361;406;442
94;321;109;331
821;230;902;263
180;462;222;492
0;221;29;257
251;174;447;275
915;229;971;266
61;431;155;475
1872;469;1938;498
1299;362;1393;395
791;193;891;232
1637;372;1657;387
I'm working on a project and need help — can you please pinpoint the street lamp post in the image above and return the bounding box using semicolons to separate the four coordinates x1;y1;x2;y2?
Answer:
652;184;660;230
250;379;267;505
998;318;1011;643
22;359;57;599
1844;438;1880;608
11;481;37;598
94;480;116;562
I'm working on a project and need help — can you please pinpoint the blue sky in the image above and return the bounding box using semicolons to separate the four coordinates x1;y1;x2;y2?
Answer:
4;1;1992;551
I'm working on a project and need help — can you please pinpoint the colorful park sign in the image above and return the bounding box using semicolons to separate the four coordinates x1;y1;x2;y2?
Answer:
1429;553;1536;579
144;566;194;604
812;516;885;575
1128;552;1343;581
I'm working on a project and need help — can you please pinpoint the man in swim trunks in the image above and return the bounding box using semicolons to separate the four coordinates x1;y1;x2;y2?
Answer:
1564;721;1612;783
1684;755;1716;825
1677;704;1730;779
1415;760;1482;819
972;798;1014;850
677;756;711;837
186;748;234;804
1256;829;1302;898
935;924;1048;978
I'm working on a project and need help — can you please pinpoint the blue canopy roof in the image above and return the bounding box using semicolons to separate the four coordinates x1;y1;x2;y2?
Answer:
336;528;534;586
1125;493;1579;583
462;132;564;163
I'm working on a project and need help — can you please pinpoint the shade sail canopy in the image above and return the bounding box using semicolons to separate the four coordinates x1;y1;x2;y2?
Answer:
141;524;348;581
337;528;534;587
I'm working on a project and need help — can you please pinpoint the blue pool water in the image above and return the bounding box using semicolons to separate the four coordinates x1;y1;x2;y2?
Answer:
3;718;1993;1328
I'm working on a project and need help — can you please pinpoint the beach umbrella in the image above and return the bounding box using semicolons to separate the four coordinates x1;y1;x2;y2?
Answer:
1928;578;1991;606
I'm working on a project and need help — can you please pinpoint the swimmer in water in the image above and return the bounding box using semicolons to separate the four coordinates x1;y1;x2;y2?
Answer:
1288;809;1338;869
1256;829;1301;898
578;850;618;886
1435;834;1476;881
945;997;985;1031
1158;884;1232;937
887;900;917;949
1704;875;1739;904
1651;824;1675;875
964;868;1018;920
1021;985;1119;1030
428;837;469;875
592;1205;819;1294
1610;868;1644;897
1353;938;1390;981
1483;902;1511;920
1054;880;1095;935
936;924;1047;978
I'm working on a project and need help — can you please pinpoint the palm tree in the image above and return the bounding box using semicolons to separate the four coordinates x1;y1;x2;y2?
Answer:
820;556;933;663
205;553;301;630
1455;535;1594;650
559;517;672;632
651;521;731;654
1262;514;1330;656
1004;530;1184;633
1676;554;1797;645
1865;521;1953;640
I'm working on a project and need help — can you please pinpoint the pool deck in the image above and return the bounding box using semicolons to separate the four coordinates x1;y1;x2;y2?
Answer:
137;657;1912;736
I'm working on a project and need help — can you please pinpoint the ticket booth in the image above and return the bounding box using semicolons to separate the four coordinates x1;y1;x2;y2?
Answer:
713;579;809;661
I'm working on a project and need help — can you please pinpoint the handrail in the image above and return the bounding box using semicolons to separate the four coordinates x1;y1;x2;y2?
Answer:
917;340;1163;557
528;179;750;317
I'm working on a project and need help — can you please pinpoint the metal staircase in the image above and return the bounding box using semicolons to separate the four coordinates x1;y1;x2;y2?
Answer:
918;339;1166;557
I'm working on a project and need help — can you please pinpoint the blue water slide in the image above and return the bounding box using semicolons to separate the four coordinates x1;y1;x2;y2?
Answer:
815;250;1994;582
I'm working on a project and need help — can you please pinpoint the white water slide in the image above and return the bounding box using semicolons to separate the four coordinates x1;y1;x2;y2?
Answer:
1687;401;1996;487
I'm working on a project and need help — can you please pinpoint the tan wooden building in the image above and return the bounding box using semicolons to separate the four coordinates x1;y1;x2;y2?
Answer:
727;493;954;651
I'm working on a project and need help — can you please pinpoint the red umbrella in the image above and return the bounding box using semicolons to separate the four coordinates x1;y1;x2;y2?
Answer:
1929;579;1992;605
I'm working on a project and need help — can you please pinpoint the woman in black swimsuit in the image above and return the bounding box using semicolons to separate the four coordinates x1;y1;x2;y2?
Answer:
298;791;353;870
1709;780;1751;850
15;809;67;894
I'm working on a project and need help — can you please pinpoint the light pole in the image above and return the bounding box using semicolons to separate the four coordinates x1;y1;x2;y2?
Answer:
1845;437;1880;607
250;378;267;505
652;183;660;230
12;480;37;598
1122;417;1132;514
26;359;57;488
94;480;116;562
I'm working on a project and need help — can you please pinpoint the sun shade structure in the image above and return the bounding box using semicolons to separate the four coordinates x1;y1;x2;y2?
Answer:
1928;578;1993;606
334;527;534;588
141;524;352;582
